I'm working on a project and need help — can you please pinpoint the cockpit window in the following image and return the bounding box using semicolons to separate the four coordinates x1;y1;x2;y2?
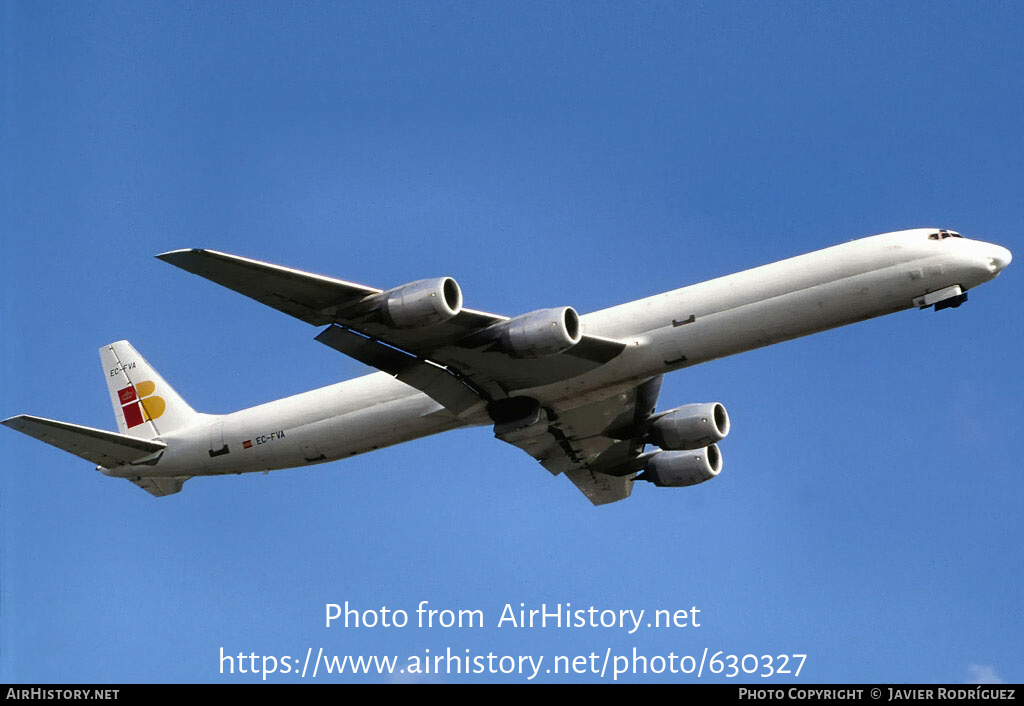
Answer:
928;230;963;240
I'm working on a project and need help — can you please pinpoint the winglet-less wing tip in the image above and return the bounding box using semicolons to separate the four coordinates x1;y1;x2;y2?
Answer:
156;248;211;265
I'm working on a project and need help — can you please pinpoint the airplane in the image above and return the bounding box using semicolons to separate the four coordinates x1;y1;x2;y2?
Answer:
2;228;1012;505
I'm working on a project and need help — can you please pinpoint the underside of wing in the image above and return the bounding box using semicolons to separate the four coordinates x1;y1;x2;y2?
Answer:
497;377;663;506
314;325;485;416
156;249;381;326
158;249;651;504
2;415;166;468
159;249;626;411
563;468;636;507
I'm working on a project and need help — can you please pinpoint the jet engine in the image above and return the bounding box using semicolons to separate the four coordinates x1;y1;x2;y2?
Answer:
379;277;463;328
635;445;722;487
500;306;582;358
647;402;730;450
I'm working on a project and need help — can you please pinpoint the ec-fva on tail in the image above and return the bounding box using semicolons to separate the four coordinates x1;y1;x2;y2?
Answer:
3;229;1011;504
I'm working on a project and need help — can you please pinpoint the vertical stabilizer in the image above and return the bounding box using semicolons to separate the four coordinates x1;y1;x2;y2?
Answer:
100;341;197;438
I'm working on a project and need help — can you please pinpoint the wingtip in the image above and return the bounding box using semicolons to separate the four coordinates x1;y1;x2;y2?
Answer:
156;248;203;262
1;414;36;430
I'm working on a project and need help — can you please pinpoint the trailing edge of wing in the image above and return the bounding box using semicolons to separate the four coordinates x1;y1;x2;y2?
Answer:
2;415;166;468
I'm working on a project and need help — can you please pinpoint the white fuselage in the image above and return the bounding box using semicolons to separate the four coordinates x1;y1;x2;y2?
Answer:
104;229;1010;481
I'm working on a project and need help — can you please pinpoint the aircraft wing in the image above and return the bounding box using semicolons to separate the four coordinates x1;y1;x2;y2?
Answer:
157;249;626;410
498;376;663;506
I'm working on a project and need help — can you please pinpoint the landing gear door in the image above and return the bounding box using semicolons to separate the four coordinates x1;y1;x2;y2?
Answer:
301;441;325;462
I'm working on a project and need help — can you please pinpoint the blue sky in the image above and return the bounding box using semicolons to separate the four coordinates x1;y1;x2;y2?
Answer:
2;1;1021;683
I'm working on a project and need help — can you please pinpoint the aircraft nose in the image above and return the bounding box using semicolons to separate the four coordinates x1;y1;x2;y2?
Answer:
988;245;1012;274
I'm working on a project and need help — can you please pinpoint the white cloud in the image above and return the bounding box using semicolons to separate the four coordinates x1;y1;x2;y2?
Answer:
967;664;1003;684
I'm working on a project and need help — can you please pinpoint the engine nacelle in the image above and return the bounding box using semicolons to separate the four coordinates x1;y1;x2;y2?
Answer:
647;402;730;450
500;306;582;358
380;277;463;328
636;445;722;487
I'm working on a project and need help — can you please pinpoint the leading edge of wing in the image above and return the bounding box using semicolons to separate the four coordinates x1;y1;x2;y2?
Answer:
158;248;626;403
158;247;624;354
157;249;380;297
497;376;664;506
157;248;507;332
156;248;382;326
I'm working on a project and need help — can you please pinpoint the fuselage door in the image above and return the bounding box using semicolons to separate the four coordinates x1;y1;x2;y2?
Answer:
209;422;229;458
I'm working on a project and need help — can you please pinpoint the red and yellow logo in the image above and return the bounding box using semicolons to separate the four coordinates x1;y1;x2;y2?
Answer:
117;381;165;429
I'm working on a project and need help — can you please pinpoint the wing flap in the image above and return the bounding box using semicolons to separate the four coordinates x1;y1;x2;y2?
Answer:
497;376;663;506
564;467;635;506
2;415;167;468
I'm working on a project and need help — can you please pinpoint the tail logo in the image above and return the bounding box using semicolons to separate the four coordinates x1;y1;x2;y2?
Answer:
117;381;166;429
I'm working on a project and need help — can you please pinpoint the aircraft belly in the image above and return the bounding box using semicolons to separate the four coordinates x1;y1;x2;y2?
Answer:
126;386;463;478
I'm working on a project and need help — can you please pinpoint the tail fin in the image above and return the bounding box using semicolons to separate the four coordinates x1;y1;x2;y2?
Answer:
100;341;197;439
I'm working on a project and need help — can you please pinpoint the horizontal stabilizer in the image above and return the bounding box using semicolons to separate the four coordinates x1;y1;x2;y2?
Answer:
2;415;166;468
